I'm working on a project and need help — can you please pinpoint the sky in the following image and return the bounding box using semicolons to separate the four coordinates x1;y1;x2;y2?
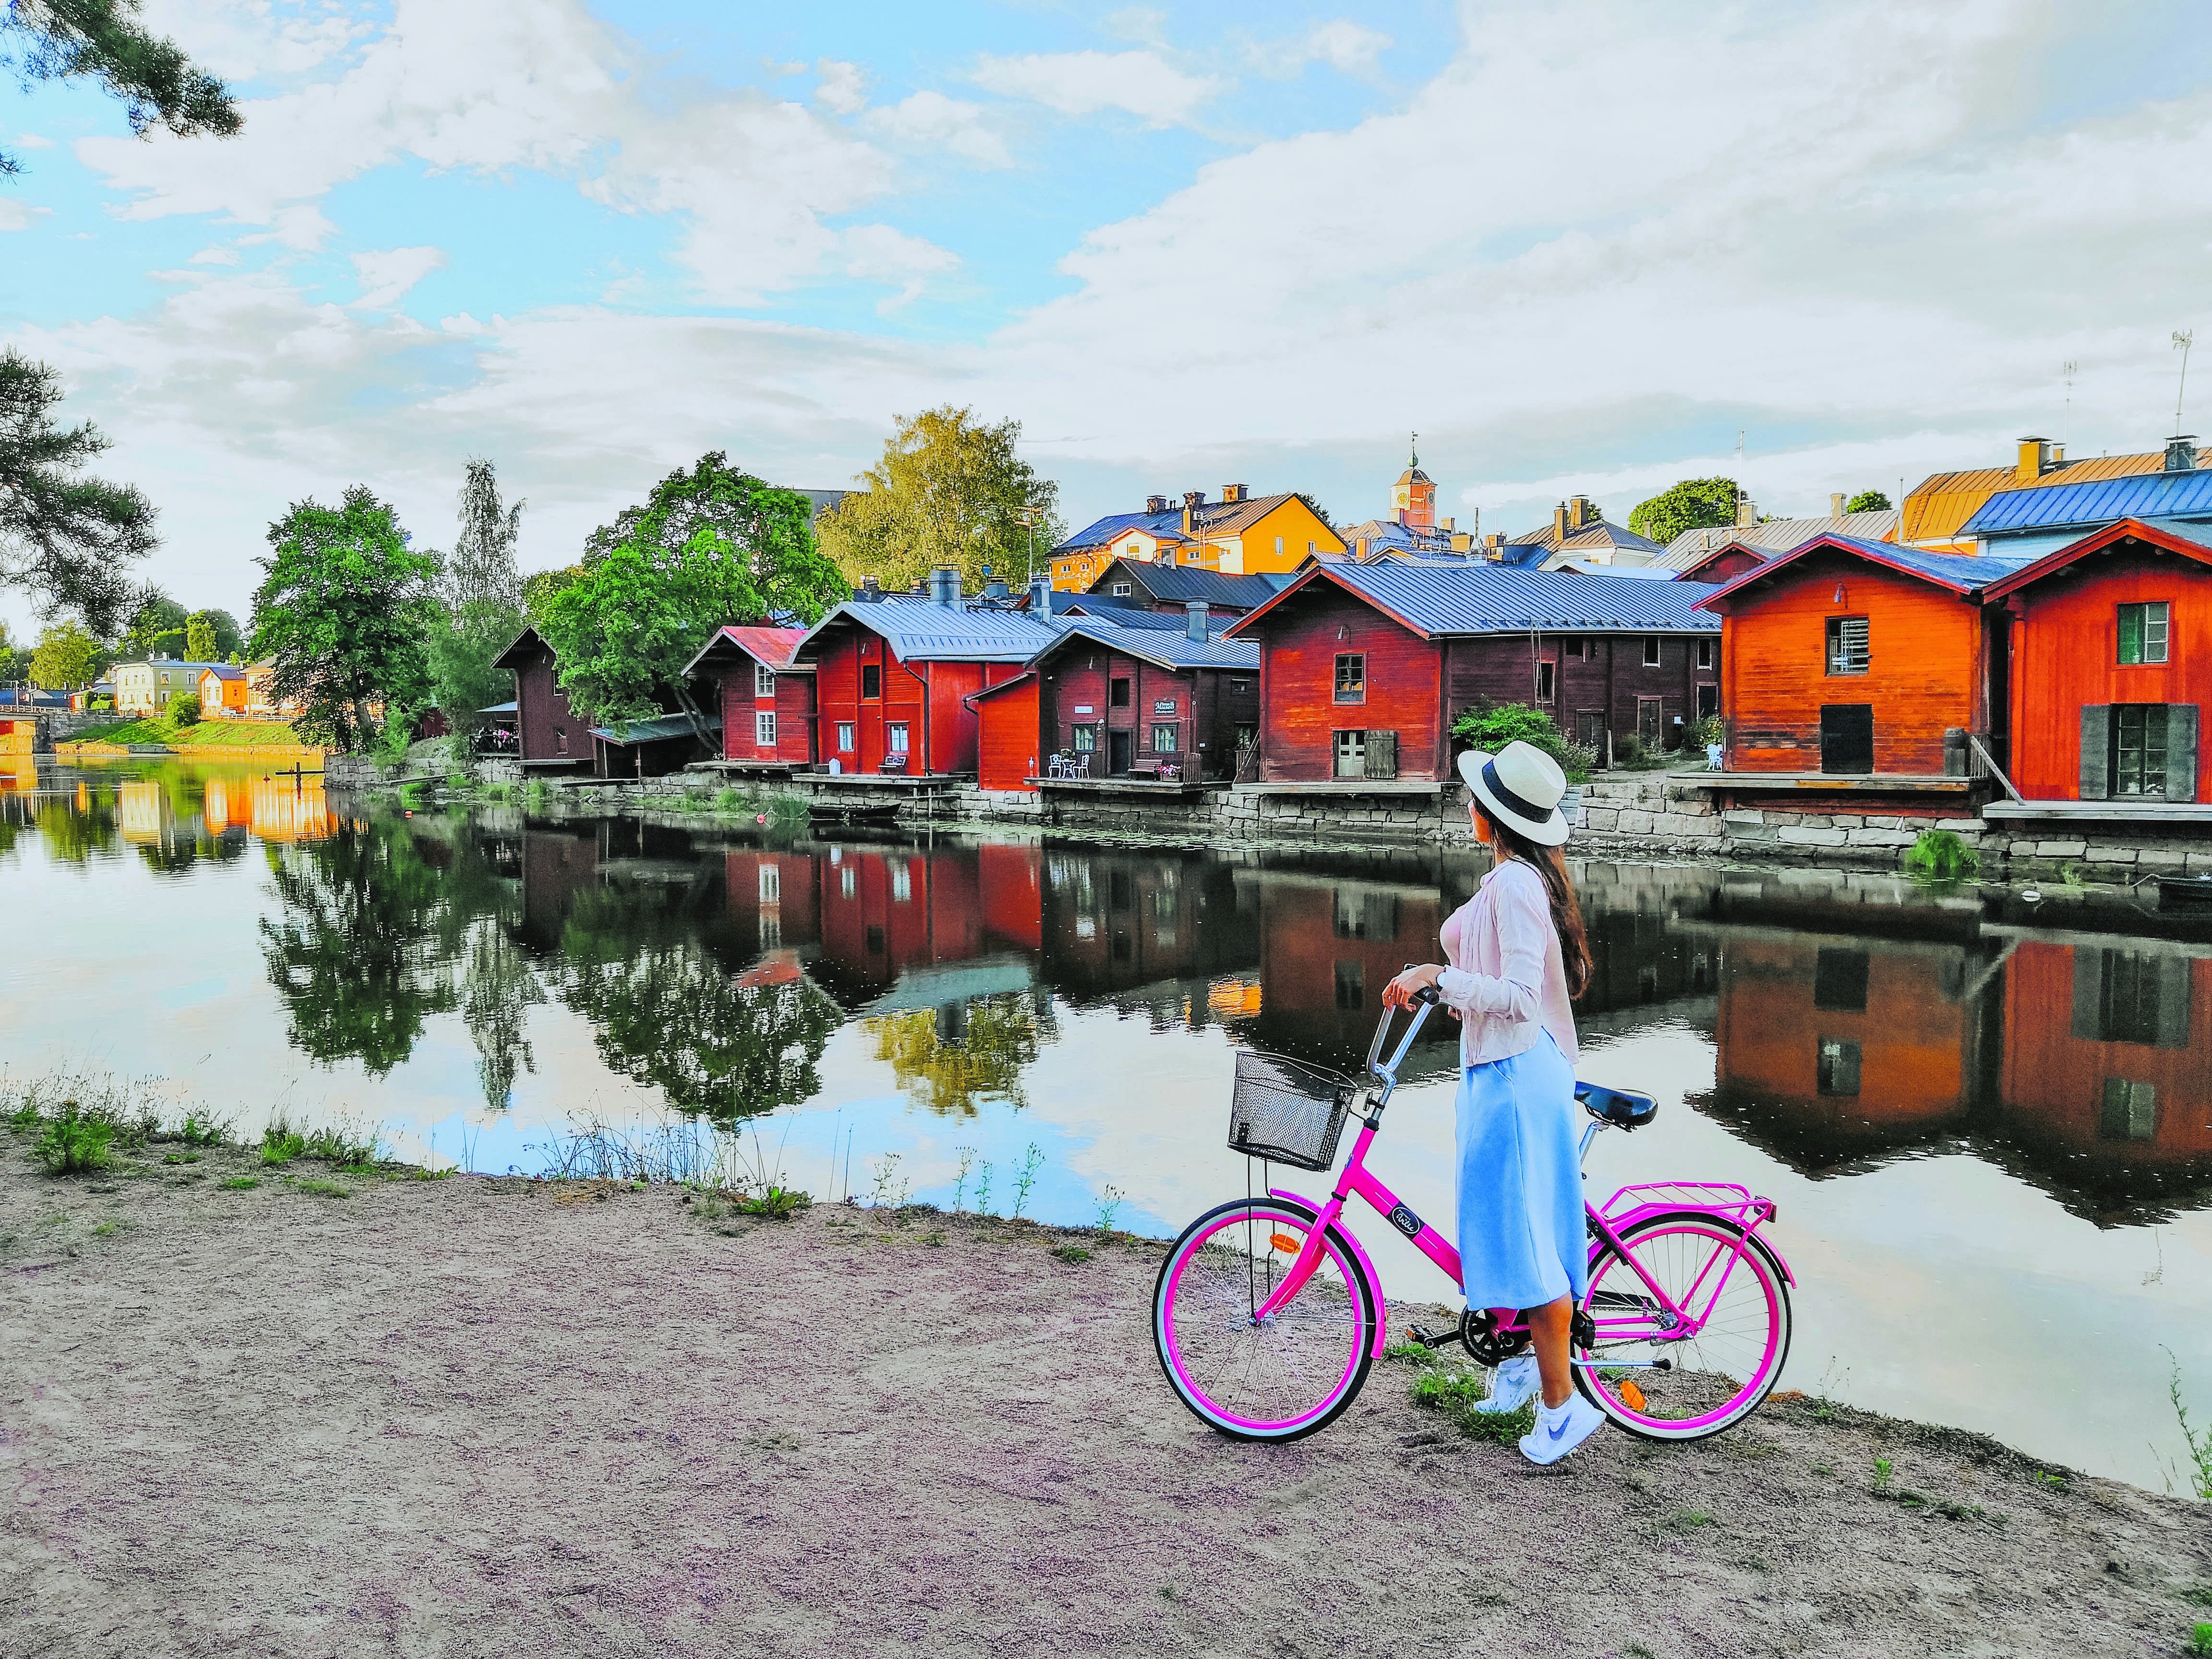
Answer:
6;0;2212;636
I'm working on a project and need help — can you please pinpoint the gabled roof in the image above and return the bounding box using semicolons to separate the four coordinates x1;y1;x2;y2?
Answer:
1666;540;1770;582
199;664;247;681
1959;468;2212;536
1901;452;2199;544
1980;516;2212;601
1226;562;1720;641
681;624;811;678
1054;491;1325;556
1048;619;1261;672
1660;509;1900;566
1695;533;2020;612
1056;598;1191;630
1337;518;1468;559
1084;558;1295;608
1559;521;1664;555
797;601;1062;665
491;626;550;673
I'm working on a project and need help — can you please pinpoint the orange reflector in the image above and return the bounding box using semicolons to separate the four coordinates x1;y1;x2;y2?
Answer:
1620;1379;1647;1411
1269;1232;1300;1254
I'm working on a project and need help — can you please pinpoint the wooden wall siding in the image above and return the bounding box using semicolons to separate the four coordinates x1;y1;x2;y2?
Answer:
1253;587;1443;781
976;842;1044;951
2004;547;2212;800
1996;942;2212;1166
1720;554;1982;774
1037;852;1246;996
512;643;583;762
721;849;824;956
812;626;928;774
775;673;817;763
1713;937;1972;1134
1248;874;1447;1059
978;680;1042;792
817;847;986;994
1681;549;1764;585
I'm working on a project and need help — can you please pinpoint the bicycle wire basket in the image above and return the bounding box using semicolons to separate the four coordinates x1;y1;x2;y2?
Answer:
1227;1051;1362;1173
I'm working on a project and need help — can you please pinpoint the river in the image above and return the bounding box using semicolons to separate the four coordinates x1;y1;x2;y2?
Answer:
3;755;2209;1488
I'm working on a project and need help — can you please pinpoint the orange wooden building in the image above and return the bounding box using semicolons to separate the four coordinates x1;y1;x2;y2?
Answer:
1981;518;2209;803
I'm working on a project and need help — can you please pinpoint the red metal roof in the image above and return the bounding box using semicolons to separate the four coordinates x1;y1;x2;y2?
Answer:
682;625;812;676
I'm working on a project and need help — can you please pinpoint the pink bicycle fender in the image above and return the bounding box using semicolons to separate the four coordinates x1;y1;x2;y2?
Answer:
1270;1187;1392;1359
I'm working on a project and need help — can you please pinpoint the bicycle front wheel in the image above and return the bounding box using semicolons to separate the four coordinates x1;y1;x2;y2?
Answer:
1573;1211;1792;1441
1153;1196;1378;1442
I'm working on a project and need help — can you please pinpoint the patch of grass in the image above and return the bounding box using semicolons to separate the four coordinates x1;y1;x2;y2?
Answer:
172;1113;225;1146
733;1184;811;1220
2181;1587;2212;1609
1659;1508;1715;1534
1905;828;1979;878
63;715;307;749
296;1179;351;1197
1621;1645;1659;1659
219;1176;259;1191
1382;1337;1435;1364
1408;1358;1536;1445
2188;1623;2212;1659
261;1130;307;1166
2163;1352;2212;1502
91;1219;121;1237
1157;1584;1180;1604
2030;1467;2070;1495
160;1151;202;1165
8;1099;41;1130
1051;1244;1092;1263
922;1230;945;1247
36;1101;115;1175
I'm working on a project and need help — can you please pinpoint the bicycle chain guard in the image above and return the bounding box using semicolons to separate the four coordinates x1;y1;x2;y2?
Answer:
1458;1307;1530;1366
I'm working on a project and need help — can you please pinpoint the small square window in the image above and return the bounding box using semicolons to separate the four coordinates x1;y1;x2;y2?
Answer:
837;722;855;752
1110;678;1131;708
1334;653;1365;703
1826;616;1870;675
2118;601;2170;665
754;663;776;697
1642;637;1662;668
1071;725;1097;752
1112;582;1131;596
755;710;776;748
1696;638;1714;669
1536;661;1556;702
886;722;909;755
1151;723;1178;753
861;664;881;699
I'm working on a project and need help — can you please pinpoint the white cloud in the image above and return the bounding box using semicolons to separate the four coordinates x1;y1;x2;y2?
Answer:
14;132;56;149
814;58;870;117
0;198;53;231
972;49;1224;128
137;0;366;80
349;246;447;310
1246;21;1392;79
866;91;1011;168
842;225;962;312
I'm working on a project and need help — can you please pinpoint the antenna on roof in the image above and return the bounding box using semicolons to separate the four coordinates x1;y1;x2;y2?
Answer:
1409;430;1419;469
2174;331;2195;435
2061;359;2077;448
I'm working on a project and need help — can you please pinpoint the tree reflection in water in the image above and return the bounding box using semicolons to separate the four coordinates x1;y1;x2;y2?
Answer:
864;993;1055;1116
461;925;542;1110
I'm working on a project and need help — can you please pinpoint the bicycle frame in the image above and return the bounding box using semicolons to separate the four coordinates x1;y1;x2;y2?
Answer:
1248;999;1793;1360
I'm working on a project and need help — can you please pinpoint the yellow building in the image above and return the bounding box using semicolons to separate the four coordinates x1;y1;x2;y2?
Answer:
1048;485;1345;590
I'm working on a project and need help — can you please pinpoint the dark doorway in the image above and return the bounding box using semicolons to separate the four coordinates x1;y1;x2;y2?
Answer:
1820;704;1874;774
1109;729;1133;776
1695;683;1719;721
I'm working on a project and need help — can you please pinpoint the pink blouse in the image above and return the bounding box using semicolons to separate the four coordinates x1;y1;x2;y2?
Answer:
1436;859;1579;1070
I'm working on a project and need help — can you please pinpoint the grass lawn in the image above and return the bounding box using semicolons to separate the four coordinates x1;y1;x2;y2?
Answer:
64;715;311;748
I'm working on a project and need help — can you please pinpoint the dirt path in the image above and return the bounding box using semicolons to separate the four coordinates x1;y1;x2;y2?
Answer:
3;1146;2208;1659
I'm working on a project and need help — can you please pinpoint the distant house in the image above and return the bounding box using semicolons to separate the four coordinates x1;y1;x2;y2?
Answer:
1225;563;1721;781
112;658;225;714
490;627;593;773
198;665;250;716
1958;443;2212;562
1050;487;1344;589
970;612;1261;792
682;625;816;768
1662;503;1903;580
1335;447;1479;559
1900;435;2211;551
1078;558;1293;618
1497;496;1664;569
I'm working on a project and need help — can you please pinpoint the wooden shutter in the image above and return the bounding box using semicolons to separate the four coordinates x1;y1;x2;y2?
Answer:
2079;705;2111;799
1367;729;1398;780
2165;705;2199;802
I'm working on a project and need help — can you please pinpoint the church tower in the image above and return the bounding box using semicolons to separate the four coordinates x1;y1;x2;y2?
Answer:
1392;434;1437;531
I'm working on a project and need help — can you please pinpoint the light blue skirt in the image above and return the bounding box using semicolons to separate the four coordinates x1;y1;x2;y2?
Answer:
1455;1032;1588;1310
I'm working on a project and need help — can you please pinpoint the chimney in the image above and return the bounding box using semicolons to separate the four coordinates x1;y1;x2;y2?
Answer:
1028;574;1052;613
1438;516;1454;533
1145;494;1168;513
1221;483;1246;504
1552;502;1570;544
1830;493;1846;517
930;565;962;608
1736;494;1759;528
2016;436;2053;483
2166;434;2199;472
1571;495;1596;530
1186;600;1209;641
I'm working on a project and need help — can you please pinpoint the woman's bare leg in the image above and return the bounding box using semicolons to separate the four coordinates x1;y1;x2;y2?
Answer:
1527;1295;1574;1409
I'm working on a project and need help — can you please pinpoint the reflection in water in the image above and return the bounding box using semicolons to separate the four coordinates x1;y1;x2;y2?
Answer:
866;994;1056;1115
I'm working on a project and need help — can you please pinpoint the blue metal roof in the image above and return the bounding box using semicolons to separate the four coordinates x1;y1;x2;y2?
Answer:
1050;619;1261;671
1960;468;2212;535
806;601;1063;663
589;713;721;745
1055;509;1190;553
1263;564;1721;637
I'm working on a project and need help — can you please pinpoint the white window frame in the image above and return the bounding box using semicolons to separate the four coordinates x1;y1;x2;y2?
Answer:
755;710;777;748
886;721;910;755
836;722;855;752
754;662;776;697
1643;637;1662;668
759;865;781;904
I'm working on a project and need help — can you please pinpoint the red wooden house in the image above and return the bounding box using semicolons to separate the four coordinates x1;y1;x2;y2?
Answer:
794;574;1058;778
1694;535;2011;783
491;627;594;774
1671;540;1769;585
1224;563;1720;781
1980;518;2209;804
683;625;817;768
969;615;1261;792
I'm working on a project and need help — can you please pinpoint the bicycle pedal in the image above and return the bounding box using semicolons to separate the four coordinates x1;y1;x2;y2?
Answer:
1405;1322;1459;1349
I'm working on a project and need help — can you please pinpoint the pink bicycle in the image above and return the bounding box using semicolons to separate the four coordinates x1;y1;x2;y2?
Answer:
1153;993;1795;1443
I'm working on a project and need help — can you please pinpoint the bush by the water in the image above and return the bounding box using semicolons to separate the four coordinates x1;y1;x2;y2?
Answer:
1451;704;1594;784
170;692;202;726
1906;828;1979;878
35;1101;116;1175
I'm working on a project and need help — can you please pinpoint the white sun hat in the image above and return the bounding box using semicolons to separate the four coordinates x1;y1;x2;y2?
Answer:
1455;739;1571;847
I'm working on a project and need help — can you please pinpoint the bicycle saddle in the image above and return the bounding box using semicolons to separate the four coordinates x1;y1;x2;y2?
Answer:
1576;1082;1658;1130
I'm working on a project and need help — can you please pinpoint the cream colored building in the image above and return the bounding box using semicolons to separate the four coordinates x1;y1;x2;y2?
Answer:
111;659;224;714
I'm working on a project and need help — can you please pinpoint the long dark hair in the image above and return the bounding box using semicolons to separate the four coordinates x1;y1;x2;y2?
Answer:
1474;801;1593;1001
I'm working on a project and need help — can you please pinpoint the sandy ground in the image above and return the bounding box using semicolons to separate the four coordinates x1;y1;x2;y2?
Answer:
3;1144;2209;1659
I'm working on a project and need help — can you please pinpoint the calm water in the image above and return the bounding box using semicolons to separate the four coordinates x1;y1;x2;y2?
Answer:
4;756;2210;1487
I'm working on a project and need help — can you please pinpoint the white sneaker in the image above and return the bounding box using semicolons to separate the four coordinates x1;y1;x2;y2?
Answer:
1519;1392;1607;1465
1474;1354;1539;1414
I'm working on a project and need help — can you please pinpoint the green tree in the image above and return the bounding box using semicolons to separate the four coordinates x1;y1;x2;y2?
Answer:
169;689;199;724
0;350;157;633
0;619;31;684
28;616;103;686
184;611;216;661
1626;478;1739;547
544;455;843;741
250;486;439;753
1451;703;1593;783
817;407;1062;593
120;589;186;657
427;458;529;741
1844;490;1892;514
0;0;241;178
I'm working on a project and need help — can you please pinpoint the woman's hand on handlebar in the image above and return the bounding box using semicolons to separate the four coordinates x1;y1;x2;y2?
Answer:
1383;964;1444;1009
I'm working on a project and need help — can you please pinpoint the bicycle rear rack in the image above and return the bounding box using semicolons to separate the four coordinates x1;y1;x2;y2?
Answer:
1599;1181;1776;1232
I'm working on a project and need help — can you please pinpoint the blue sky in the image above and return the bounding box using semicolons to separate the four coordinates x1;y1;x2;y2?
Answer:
6;0;2212;630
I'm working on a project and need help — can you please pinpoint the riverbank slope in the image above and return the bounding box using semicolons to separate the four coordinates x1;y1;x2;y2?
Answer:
2;1152;2206;1658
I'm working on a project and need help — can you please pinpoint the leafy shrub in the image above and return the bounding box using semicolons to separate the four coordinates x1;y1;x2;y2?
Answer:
261;1129;308;1166
36;1101;114;1175
170;692;202;726
1612;732;1647;766
734;1185;811;1220
1452;703;1593;784
1693;714;1725;749
1906;829;1980;878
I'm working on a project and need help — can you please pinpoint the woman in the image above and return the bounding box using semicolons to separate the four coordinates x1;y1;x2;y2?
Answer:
1383;739;1601;1466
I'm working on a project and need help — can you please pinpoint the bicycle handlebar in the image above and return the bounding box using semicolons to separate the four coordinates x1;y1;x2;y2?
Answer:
1365;977;1440;1086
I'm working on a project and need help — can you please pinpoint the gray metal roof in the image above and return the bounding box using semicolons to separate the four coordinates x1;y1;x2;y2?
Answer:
1659;509;1901;566
589;713;722;745
1050;620;1261;671
1089;561;1294;607
1243;563;1720;637
802;601;1064;663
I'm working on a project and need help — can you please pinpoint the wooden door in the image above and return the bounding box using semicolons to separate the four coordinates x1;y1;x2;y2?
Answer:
1636;697;1661;748
1820;704;1874;774
1333;729;1366;778
1109;729;1133;776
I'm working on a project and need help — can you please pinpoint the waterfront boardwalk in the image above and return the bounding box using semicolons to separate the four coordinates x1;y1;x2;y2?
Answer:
3;1153;2206;1658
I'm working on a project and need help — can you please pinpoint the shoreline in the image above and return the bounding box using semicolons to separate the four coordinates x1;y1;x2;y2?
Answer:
4;1133;2207;1657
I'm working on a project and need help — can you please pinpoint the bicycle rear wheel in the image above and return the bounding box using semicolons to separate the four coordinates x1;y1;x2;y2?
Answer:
1573;1211;1791;1441
1153;1196;1378;1442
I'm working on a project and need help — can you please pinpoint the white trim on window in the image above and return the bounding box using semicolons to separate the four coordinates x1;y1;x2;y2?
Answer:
755;710;777;748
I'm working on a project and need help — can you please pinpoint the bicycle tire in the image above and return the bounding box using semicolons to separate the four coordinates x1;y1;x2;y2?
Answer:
1152;1195;1379;1443
1571;1210;1792;1442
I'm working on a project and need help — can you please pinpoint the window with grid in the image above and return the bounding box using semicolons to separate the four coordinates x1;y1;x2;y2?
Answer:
754;663;776;696
837;722;855;751
2113;705;2168;797
2118;602;2170;665
755;710;776;748
1150;723;1178;753
861;664;881;699
1334;653;1365;703
1642;637;1661;667
1112;583;1131;596
1071;724;1097;752
1826;616;1870;675
886;722;909;754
